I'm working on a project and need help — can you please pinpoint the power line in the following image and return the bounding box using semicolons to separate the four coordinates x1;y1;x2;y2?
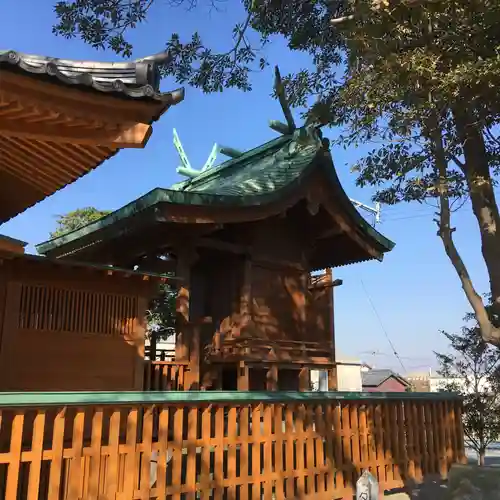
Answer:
360;279;407;373
384;212;435;222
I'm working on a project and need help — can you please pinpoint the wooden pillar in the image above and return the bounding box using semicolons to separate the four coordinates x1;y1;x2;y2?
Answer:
328;366;338;391
175;246;199;389
298;367;310;391
132;296;148;390
149;329;157;361
175;248;198;359
239;258;253;335
237;361;250;391
266;365;278;391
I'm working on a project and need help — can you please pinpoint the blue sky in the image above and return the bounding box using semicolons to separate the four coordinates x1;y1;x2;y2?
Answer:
0;0;492;373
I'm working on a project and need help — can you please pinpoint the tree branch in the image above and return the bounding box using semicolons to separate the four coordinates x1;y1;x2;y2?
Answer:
428;115;500;346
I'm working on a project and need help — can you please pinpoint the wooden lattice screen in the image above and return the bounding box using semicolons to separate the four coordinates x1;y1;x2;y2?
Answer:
17;283;137;336
0;281;144;391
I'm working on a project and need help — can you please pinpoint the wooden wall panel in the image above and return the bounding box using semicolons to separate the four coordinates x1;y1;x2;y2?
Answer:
0;329;138;391
0;261;147;391
307;270;334;345
248;263;308;341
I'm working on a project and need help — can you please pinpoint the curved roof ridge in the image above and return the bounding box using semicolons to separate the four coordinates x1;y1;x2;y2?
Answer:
171;134;291;192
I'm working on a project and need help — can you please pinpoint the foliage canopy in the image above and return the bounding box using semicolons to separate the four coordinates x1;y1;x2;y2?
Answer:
50;207;110;239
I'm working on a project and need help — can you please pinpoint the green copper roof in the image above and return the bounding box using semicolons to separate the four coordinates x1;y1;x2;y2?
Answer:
36;125;395;260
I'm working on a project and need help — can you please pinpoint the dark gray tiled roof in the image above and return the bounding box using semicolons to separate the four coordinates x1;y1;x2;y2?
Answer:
362;369;409;387
0;49;184;103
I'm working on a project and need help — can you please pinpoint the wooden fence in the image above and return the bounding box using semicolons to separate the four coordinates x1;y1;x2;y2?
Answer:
0;391;465;499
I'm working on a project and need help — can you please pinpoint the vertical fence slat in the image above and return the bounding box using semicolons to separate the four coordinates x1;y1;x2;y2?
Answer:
67;409;85;499
213;405;225;500
171;406;184;500
359;403;369;471
27;410;45;500
262;404;273;499
87;408;103;499
424;403;435;477
48;409;66;499
226;406;238;500
139;406;153;498
284;406;295;498
199;406;212;500
332;403;344;493
273;404;285;500
435;401;446;478
251;404;262;500
123;408;139;498
373;403;384;488
295;404;306;497
444;400;454;473
397;402;408;483
304;404;315;495
5;411;25;499
314;404;326;496
349;403;360;485
405;401;416;482
410;402;422;483
185;406;198;500
389;403;401;486
106;409;121;498
155;406;170;498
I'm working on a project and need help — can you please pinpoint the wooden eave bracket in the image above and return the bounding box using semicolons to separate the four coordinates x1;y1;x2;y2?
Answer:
0;118;153;148
308;278;343;290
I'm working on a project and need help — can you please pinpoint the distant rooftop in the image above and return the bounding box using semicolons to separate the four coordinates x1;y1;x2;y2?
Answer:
361;369;409;387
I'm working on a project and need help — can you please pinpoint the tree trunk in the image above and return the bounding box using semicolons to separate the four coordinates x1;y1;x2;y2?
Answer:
453;109;500;324
478;449;486;467
428;118;500;346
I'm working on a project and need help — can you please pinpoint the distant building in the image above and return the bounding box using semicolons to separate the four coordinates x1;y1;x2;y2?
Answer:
406;375;431;392
361;369;410;392
311;355;363;392
406;370;491;393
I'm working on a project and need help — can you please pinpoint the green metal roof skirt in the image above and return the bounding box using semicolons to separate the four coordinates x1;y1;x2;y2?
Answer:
0;390;461;407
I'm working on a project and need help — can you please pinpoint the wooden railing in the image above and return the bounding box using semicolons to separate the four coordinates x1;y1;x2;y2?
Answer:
0;391;465;499
143;360;189;391
144;346;176;361
208;336;333;364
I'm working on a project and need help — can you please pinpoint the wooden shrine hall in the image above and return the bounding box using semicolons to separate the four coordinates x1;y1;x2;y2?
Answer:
37;99;396;392
0;49;184;391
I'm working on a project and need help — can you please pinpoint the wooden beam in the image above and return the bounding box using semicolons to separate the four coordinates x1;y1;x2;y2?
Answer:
0;119;152;148
196;237;306;271
197;237;250;255
317;226;343;240
0;70;165;123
